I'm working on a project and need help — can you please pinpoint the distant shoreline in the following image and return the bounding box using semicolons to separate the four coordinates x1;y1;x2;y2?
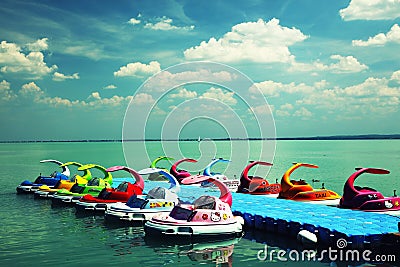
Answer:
1;134;400;143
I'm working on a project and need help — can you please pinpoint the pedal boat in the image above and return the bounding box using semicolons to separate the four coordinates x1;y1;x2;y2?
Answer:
144;174;244;239
278;163;340;201
16;159;70;194
236;161;281;195
170;158;198;183
339;167;400;212
75;165;145;213
34;162;92;199
51;164;112;206
148;156;174;181
104;167;180;223
201;158;239;192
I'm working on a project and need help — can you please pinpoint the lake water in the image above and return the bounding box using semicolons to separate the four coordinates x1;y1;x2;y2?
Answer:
1;140;399;266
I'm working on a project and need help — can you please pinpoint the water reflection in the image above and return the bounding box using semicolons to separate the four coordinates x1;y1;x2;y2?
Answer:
144;236;240;266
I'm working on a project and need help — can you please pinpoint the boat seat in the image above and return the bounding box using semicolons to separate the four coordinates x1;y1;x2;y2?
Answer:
97;188;112;199
70;184;85;193
126;195;148;209
147;187;167;199
116;182;128;192
87;178;100;186
354;186;377;192
193;195;216;210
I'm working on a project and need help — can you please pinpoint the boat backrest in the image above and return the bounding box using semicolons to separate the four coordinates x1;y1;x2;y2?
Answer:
126;195;148;209
193;195;216;210
87;178;100;186
116;182;128;192
70;184;85;193
97;188;112;199
147;187;166;199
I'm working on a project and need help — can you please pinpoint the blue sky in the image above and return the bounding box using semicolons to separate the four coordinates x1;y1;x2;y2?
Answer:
1;0;400;140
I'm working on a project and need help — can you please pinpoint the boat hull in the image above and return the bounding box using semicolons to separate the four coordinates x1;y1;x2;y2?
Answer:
144;217;243;240
105;205;171;223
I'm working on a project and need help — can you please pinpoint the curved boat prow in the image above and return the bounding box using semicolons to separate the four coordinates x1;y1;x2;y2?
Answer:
203;158;230;176
170;158;197;182
150;156;174;168
40;159;70;177
241;161;273;182
139;168;180;193
61;162;92;181
106;166;144;190
281;162;318;191
79;164;113;186
182;175;232;207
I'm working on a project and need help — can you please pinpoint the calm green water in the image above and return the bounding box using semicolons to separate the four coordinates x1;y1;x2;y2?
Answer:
0;140;399;267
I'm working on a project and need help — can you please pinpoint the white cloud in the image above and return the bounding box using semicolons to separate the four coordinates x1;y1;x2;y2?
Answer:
249;104;274;116
200;87;237;105
352;24;400;46
250;80;315;97
0;79;15;101
130;93;154;105
297;70;400;117
103;84;117;90
114;61;161;78
26;38;49;51
4;82;134;109
184;18;308;63
128;18;141;25
37;96;82;108
275;103;295;117
390;70;400;84
169;87;197;99
20;82;43;99
340;0;400;21
290;55;368;73
144;16;194;31
328;55;368;73
52;72;79;81
0;80;10;90
293;107;312;118
0;40;57;78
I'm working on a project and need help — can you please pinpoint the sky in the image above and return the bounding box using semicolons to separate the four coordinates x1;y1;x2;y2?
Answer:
1;0;400;141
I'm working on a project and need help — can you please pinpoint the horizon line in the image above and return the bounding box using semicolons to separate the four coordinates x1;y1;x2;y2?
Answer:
1;134;400;143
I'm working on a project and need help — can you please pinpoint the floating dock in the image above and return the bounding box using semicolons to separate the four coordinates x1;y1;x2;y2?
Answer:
231;193;399;249
159;181;400;249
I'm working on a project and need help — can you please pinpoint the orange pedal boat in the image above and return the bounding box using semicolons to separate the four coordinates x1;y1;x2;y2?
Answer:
278;163;340;201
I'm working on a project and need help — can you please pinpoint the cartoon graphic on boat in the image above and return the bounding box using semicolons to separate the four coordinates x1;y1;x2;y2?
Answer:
236;161;280;195
278;163;340;201
104;167;180;223
339;167;400;212
16;159;70;194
